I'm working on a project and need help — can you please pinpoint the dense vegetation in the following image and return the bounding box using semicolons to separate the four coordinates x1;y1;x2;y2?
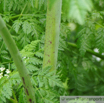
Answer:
0;0;104;103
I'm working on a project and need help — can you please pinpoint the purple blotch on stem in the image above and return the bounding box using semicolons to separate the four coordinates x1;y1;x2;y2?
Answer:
22;77;25;85
29;99;32;103
26;89;29;95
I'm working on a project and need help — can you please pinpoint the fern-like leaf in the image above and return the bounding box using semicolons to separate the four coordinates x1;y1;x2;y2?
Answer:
62;0;93;24
96;28;104;53
13;20;22;33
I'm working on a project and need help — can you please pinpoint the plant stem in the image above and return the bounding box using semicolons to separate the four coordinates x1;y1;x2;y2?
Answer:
35;0;38;9
0;16;36;103
42;0;62;71
67;42;104;60
8;98;18;103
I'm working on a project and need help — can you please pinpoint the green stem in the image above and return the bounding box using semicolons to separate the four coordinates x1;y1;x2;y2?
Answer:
42;0;62;71
67;42;104;60
0;16;36;103
12;90;17;102
0;61;13;65
35;0;38;9
8;98;18;103
18;3;27;20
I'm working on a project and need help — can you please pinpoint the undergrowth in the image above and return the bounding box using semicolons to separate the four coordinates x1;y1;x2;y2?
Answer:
0;0;104;103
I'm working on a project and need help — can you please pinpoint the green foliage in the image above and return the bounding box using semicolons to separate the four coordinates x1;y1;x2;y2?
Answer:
58;8;104;96
77;27;94;56
0;71;21;102
76;11;104;55
1;0;104;103
1;0;36;12
0;66;63;103
0;39;64;103
96;28;104;53
32;66;63;103
62;0;93;24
